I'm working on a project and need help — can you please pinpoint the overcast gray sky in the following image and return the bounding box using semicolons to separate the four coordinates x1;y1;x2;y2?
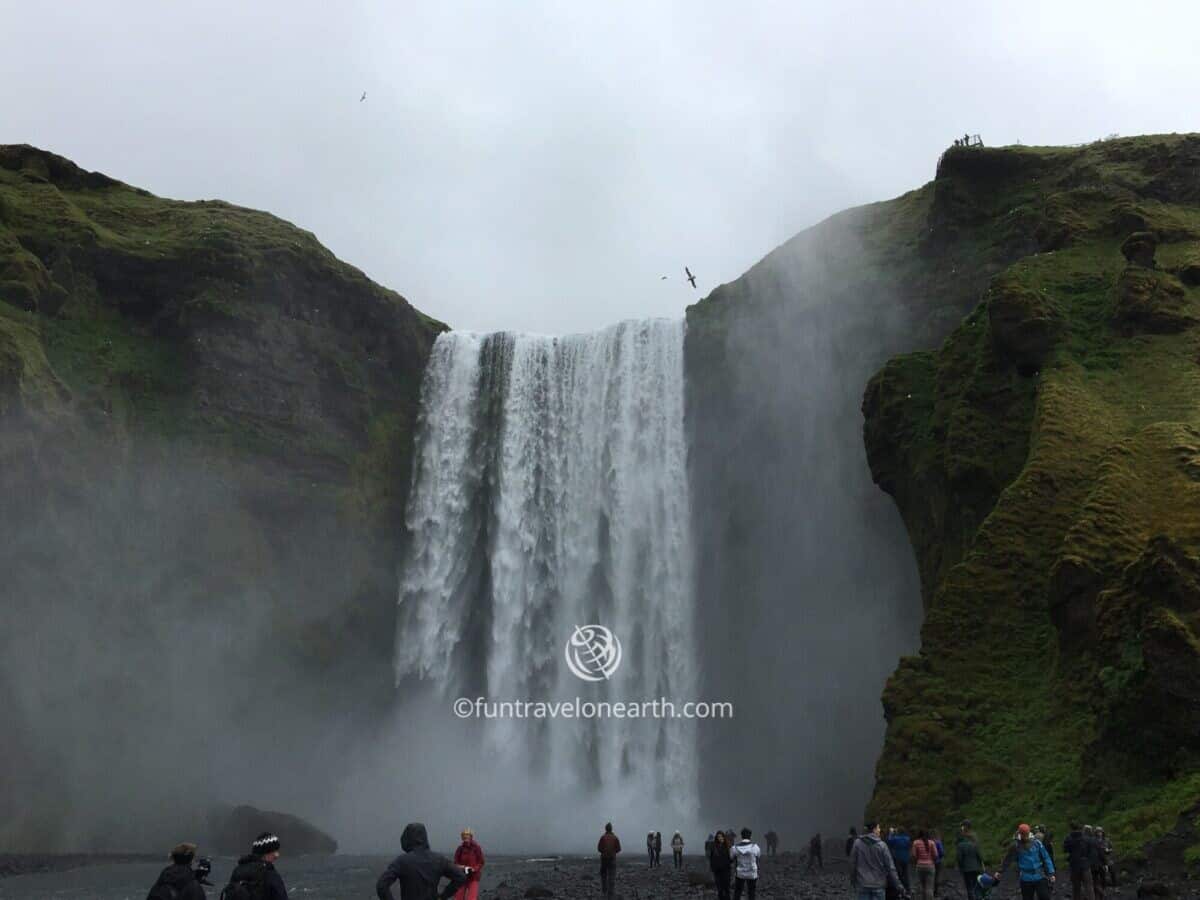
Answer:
4;1;1198;333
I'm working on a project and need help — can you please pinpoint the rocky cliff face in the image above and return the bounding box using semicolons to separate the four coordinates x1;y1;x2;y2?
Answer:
862;134;1200;861
0;145;443;850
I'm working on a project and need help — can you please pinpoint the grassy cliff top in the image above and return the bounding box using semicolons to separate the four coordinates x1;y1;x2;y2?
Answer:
861;133;1200;865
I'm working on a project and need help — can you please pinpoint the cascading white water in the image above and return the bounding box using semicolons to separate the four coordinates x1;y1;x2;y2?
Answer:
395;318;697;810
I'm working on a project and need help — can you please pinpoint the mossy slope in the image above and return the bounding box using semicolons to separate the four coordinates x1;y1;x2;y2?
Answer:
862;134;1200;862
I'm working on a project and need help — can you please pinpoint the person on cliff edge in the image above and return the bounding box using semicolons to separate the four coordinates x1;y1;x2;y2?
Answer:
376;822;468;900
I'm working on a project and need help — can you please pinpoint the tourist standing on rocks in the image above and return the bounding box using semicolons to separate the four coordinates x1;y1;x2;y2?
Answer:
808;832;824;871
654;832;663;867
228;832;290;900
598;822;621;900
765;830;779;856
956;821;986;900
912;830;938;900
453;828;485;900
849;821;903;900
145;842;206;900
647;832;655;867
710;831;733;900
993;823;1055;900
1035;826;1055;865
847;827;859;858
887;828;912;891
672;832;685;869
1063;822;1098;900
732;828;761;900
376;822;468;900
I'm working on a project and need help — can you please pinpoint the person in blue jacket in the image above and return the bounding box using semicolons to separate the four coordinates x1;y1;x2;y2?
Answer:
994;823;1055;900
887;828;912;891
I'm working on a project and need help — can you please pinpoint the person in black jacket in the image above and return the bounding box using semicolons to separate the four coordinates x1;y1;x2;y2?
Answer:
709;830;733;900
1062;823;1098;900
227;832;289;900
146;842;206;900
377;822;469;900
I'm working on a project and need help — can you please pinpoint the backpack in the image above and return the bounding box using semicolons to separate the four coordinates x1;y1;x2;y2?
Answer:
221;861;267;900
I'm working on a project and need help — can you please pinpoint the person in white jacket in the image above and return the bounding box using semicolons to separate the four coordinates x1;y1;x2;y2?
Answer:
731;828;761;900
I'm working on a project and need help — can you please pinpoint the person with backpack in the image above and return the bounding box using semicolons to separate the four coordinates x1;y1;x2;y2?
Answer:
849;821;903;900
597;822;621;899
993;823;1055;900
709;831;733;900
146;842;206;900
932;831;944;896
376;822;469;900
453;829;485;900
911;830;937;900
1095;828;1116;889
956;822;986;900
225;832;289;900
671;832;685;869
1062;822;1098;900
653;832;663;867
731;828;761;900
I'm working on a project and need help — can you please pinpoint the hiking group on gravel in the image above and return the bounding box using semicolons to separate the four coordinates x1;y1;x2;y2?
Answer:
144;816;1117;900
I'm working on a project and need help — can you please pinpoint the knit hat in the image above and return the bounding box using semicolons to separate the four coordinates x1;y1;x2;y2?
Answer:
170;842;197;863
253;832;281;856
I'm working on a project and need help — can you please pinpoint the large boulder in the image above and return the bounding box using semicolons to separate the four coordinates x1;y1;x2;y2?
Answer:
206;805;337;856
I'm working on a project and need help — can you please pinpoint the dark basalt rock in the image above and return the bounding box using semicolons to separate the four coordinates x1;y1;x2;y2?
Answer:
207;805;337;856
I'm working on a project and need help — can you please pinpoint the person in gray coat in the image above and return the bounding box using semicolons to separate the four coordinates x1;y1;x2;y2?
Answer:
850;822;904;900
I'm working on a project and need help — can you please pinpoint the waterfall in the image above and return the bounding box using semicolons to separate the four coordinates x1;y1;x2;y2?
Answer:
395;318;697;811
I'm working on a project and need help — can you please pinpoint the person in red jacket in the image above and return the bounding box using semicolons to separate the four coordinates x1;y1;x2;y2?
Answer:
598;822;622;899
453;829;485;900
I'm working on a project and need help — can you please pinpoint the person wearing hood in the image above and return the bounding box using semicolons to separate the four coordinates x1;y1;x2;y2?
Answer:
227;832;289;900
377;822;468;900
849;822;903;900
672;832;685;869
598;822;621;899
731;828;761;900
453;829;485;900
956;822;986;900
146;842;206;900
994;823;1055;900
710;831;733;900
653;832;663;867
887;828;912;892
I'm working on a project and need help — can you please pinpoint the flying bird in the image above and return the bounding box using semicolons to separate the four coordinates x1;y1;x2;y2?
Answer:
660;275;668;280
685;267;697;289
360;92;367;102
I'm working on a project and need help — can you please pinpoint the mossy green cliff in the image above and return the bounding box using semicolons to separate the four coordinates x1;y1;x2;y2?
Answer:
0;145;443;846
861;135;1200;864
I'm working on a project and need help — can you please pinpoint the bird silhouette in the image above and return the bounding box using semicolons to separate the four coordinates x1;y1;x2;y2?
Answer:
360;92;367;102
660;275;668;280
685;267;697;289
